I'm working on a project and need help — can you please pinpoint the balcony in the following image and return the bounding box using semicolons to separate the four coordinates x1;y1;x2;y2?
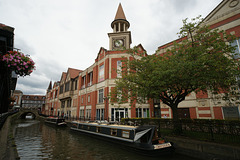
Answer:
58;90;73;100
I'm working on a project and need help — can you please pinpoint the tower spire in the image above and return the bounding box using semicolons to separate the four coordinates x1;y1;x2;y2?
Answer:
108;3;132;50
47;81;52;92
114;3;126;20
111;3;130;32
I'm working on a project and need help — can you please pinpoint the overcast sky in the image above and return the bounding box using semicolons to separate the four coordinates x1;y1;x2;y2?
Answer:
0;0;222;95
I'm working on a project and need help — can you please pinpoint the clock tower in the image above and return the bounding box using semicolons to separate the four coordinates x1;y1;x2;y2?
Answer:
108;3;132;50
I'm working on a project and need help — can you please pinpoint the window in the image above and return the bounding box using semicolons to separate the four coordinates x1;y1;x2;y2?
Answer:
82;97;84;104
88;72;93;86
60;85;64;94
65;82;70;92
117;60;122;78
122;130;130;138
98;89;104;103
82;76;86;89
86;109;91;119
61;101;65;108
88;95;90;103
99;65;104;82
111;129;117;136
80;109;84;118
67;99;71;107
117;90;122;102
231;37;240;59
143;108;150;118
101;109;104;120
96;127;101;133
136;108;142;118
75;80;78;90
96;108;105;120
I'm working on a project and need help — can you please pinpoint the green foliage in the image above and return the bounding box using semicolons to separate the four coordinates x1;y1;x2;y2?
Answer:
113;16;240;136
113;16;240;131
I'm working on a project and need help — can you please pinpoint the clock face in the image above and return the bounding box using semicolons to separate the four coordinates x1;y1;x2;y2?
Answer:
114;39;124;47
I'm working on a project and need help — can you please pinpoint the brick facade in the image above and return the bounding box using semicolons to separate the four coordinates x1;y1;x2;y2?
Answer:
44;1;240;120
156;0;240;120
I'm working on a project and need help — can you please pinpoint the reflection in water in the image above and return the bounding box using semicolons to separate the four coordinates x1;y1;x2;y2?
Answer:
15;120;199;160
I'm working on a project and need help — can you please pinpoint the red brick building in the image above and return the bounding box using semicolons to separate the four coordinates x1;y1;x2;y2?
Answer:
44;3;152;121
156;0;240;120
45;1;240;120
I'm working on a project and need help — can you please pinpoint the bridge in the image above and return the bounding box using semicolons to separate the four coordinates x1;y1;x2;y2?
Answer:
17;108;42;119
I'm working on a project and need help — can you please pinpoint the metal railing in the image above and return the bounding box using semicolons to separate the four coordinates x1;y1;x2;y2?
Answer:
121;118;240;146
0;110;19;130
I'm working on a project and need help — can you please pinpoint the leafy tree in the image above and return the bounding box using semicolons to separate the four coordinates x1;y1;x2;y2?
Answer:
113;16;240;134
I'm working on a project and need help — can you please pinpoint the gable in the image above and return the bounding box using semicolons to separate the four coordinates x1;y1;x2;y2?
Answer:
60;72;67;84
136;44;148;56
203;0;240;25
96;47;107;61
66;71;71;81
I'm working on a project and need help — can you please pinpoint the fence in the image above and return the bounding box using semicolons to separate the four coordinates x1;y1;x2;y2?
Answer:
0;110;19;130
121;118;240;146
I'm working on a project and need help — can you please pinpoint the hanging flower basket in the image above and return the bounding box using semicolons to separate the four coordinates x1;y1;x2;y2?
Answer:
1;50;35;76
9;96;16;102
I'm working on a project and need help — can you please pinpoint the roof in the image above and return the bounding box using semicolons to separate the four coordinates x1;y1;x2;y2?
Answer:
22;95;46;100
0;23;14;32
13;90;23;94
114;3;126;20
68;68;82;79
47;81;52;90
60;72;67;82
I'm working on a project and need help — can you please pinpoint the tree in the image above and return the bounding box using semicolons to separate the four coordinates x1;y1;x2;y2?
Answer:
113;16;240;134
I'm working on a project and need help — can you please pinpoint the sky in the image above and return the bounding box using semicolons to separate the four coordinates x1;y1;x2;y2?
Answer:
0;0;222;95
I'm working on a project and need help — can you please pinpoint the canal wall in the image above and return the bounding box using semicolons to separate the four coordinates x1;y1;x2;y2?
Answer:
166;136;240;160
0;113;19;160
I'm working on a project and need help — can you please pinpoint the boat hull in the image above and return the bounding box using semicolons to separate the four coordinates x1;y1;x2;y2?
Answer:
70;122;174;156
45;117;67;127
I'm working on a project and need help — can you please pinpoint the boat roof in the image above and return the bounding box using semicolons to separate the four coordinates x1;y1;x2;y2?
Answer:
72;121;137;130
47;117;64;120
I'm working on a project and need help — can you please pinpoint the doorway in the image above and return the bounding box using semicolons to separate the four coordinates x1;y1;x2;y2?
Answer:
111;108;128;122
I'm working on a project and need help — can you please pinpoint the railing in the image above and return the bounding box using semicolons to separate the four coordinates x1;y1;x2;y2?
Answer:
121;118;240;146
0;110;19;130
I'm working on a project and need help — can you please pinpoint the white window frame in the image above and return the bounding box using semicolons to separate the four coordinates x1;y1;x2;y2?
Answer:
231;37;240;59
98;89;104;103
99;65;104;82
117;60;122;78
88;95;91;103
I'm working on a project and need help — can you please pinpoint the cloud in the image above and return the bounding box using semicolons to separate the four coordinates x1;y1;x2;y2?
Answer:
1;0;222;95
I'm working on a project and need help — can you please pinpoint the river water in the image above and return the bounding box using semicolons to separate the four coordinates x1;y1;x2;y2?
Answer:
14;119;200;160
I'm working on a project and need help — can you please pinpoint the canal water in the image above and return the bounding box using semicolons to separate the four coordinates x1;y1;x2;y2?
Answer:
14;119;199;160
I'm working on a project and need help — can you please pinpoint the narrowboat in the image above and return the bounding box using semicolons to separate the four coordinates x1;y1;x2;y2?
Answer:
70;121;174;156
45;117;67;127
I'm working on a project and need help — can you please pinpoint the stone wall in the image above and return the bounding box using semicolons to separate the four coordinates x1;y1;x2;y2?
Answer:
166;136;240;160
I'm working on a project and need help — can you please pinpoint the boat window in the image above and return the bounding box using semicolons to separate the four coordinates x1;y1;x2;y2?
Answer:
96;127;101;133
111;129;117;136
122;130;130;138
72;123;78;129
88;126;90;130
